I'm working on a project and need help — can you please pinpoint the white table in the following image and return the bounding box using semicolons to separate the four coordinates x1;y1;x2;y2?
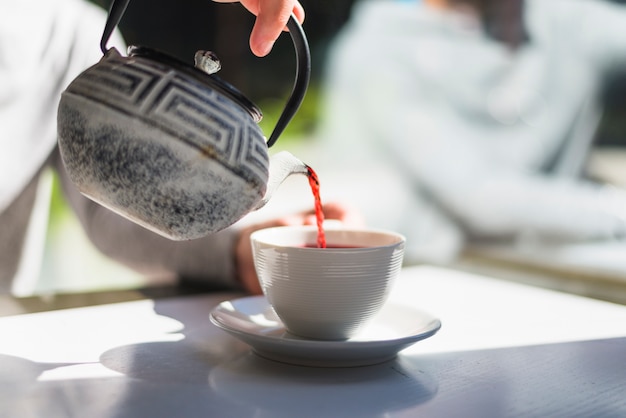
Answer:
2;266;626;417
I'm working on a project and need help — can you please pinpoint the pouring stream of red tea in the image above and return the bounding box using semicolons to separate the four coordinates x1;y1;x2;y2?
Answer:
306;166;327;248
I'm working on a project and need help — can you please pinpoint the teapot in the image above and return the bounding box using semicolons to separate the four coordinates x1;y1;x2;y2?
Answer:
57;0;311;240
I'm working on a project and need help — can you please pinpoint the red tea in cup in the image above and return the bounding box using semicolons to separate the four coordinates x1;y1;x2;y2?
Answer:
303;244;364;249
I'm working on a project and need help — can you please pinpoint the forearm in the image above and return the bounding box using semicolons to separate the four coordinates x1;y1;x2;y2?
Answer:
432;173;626;241
382;122;626;241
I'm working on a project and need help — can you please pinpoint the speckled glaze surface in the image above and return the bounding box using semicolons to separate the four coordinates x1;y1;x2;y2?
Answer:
57;48;270;240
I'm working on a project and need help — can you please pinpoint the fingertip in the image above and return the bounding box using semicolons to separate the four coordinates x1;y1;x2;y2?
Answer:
253;40;274;57
293;2;305;23
248;1;305;57
249;19;278;57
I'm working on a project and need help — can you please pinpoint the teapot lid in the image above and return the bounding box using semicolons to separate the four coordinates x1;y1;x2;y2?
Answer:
127;45;263;123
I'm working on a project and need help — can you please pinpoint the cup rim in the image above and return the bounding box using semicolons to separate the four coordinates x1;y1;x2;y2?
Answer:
250;225;405;250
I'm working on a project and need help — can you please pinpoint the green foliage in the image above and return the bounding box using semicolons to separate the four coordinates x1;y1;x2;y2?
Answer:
47;173;72;232
257;83;321;145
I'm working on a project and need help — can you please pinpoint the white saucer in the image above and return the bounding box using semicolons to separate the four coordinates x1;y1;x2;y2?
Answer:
210;296;441;367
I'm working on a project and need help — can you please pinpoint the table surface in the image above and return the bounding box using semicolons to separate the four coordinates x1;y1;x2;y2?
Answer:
2;265;626;418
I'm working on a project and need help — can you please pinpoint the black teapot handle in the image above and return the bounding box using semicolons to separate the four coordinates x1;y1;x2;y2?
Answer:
266;16;310;148
100;0;130;55
99;0;310;149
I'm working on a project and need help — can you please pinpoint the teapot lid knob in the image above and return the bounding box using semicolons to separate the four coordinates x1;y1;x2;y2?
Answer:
194;50;222;75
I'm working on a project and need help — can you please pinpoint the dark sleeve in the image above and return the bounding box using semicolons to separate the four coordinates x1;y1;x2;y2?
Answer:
50;147;242;290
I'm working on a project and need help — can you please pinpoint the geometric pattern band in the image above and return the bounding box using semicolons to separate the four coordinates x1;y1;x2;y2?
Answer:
66;52;269;184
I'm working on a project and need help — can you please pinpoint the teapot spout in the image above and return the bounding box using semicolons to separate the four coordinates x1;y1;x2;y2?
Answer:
256;151;309;209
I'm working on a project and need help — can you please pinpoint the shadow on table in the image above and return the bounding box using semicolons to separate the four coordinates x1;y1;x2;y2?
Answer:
0;354;74;393
404;336;626;417
97;293;248;386
208;353;438;417
96;296;626;417
96;295;438;417
4;291;618;417
2;299;625;418
95;335;626;418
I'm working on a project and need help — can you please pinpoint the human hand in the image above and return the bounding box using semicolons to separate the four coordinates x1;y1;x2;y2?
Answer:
234;201;365;294
212;0;305;57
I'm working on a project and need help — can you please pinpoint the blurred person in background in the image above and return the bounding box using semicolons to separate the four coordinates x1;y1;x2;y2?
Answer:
0;0;360;295
315;0;626;264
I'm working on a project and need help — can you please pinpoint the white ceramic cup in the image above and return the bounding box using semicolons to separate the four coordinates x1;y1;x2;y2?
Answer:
250;225;406;340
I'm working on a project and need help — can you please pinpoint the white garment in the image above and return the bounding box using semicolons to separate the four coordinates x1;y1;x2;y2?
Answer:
0;0;123;212
317;0;626;262
0;0;125;291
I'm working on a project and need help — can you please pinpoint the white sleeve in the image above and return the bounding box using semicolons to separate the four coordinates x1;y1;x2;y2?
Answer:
0;0;125;212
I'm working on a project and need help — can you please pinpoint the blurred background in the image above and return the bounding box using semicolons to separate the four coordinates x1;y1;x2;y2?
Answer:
39;0;626;303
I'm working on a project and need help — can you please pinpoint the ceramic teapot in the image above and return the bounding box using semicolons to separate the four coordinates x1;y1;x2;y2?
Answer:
57;0;311;240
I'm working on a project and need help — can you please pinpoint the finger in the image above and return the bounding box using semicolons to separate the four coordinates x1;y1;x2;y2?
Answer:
291;1;305;23
212;0;303;21
212;0;262;22
249;0;303;56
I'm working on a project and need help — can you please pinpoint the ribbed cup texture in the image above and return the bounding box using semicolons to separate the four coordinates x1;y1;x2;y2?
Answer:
251;226;405;340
